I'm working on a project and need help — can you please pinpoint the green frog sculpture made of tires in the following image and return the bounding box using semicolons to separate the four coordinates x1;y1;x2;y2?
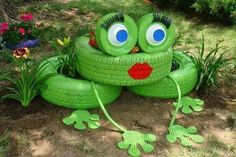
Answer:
38;13;204;157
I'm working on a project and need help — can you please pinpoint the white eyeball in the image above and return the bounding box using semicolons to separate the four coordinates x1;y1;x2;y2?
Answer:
146;24;166;45
108;23;129;46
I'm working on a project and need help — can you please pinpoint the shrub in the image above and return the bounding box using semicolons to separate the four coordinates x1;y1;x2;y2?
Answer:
190;35;235;91
153;0;236;23
193;0;236;23
154;0;195;9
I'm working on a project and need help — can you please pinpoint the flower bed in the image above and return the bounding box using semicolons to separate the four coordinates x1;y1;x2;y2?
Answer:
0;13;40;49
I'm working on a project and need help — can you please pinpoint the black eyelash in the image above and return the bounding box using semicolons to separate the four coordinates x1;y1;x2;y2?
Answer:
101;13;124;30
152;13;172;29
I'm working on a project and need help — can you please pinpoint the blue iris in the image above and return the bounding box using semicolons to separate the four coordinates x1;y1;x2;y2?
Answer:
153;29;165;42
116;30;128;43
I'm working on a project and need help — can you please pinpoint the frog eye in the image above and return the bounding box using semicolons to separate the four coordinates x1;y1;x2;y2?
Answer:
95;13;137;56
108;23;128;46
146;24;166;45
138;13;175;53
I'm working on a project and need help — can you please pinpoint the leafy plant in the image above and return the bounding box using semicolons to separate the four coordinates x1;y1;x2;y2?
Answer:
190;35;235;91
2;48;55;106
50;37;77;78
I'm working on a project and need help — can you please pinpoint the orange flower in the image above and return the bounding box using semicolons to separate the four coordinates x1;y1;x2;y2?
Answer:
130;46;140;54
13;47;30;59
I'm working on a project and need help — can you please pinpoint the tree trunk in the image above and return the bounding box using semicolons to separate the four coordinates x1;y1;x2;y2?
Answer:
0;0;18;22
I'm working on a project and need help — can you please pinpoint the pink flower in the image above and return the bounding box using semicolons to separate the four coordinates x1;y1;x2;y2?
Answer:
20;13;33;22
0;22;9;35
14;26;17;30
19;27;25;35
27;30;32;34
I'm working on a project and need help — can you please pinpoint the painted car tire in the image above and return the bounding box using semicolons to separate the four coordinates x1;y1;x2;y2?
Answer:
127;51;198;98
75;36;173;86
38;56;122;109
138;13;176;53
95;13;138;56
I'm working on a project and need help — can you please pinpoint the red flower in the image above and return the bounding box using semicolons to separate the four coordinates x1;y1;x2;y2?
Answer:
89;38;97;47
0;22;9;35
19;27;25;35
20;13;34;22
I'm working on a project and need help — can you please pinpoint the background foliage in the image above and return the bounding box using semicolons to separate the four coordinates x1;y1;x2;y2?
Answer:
154;0;236;24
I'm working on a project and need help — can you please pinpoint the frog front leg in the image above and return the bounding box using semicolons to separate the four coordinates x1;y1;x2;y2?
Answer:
91;82;157;157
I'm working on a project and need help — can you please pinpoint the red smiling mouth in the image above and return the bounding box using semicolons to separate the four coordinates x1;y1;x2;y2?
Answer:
128;62;153;80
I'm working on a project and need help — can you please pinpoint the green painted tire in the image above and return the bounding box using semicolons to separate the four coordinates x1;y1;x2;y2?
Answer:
95;13;137;56
75;36;173;86
127;51;197;98
38;56;122;109
138;13;176;53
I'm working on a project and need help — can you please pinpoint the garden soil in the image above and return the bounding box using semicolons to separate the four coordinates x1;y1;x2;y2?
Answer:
0;84;235;157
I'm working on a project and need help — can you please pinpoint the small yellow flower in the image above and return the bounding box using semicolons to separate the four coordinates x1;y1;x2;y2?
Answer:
57;38;64;46
13;47;30;59
63;37;70;46
57;37;71;47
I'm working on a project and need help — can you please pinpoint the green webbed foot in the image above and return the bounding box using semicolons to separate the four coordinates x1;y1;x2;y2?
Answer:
63;110;100;130
173;96;204;114
166;125;204;147
118;131;157;157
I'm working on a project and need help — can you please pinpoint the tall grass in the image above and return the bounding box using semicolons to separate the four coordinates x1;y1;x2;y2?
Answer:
190;35;235;91
2;58;55;107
